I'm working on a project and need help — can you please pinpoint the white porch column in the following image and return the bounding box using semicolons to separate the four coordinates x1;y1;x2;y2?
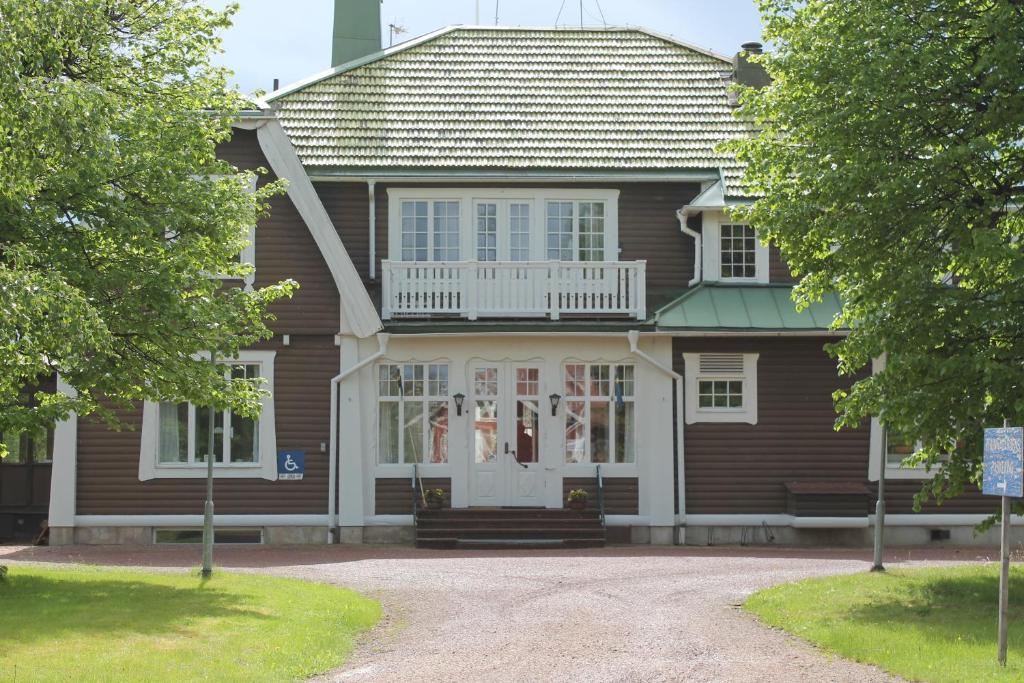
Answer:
337;334;367;542
635;337;677;544
48;375;78;545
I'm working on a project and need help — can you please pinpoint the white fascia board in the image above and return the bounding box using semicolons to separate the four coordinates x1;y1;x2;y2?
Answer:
238;117;381;338
308;172;718;183
74;515;329;527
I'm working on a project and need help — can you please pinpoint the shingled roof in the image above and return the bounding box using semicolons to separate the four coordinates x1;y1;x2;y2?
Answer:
265;26;753;196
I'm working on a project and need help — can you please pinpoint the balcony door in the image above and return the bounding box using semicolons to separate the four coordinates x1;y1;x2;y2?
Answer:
468;363;544;507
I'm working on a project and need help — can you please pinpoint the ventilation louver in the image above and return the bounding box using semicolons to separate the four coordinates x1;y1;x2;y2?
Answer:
698;353;744;374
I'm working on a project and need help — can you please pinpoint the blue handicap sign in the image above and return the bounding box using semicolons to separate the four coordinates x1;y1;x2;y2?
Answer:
983;427;1023;497
277;451;304;481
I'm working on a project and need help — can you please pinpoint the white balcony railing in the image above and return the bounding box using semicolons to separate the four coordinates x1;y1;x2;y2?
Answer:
381;260;647;321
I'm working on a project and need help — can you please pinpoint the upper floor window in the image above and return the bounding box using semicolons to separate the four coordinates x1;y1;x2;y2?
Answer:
720;224;757;279
683;352;759;424
388;189;619;264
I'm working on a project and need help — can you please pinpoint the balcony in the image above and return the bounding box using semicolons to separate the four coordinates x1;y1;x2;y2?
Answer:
381;260;647;321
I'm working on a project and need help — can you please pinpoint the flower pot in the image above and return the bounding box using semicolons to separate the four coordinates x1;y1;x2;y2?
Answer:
426;499;444;510
568;499;587;512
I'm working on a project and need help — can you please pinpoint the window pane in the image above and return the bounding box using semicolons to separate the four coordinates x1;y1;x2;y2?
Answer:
514;399;540;464
590;401;610;463
378;402;399;464
379;364;401;397
474;400;497;463
516;367;539;396
589;364;610;397
428;401;448;464
614;402;635;463
2;431;25;463
565;400;587;463
158;402;188;463
476;202;497;261
31;426;54;463
546;201;573;260
403;364;424;397
474;367;498;397
565;364;585;396
427;364;449;397
886;429;916;467
195;407;225;463
401;201;428;261
230;411;258;463
720;224;756;279
403;400;424;464
578;201;605;261
510;202;530;261
615;365;635;397
433;200;460;261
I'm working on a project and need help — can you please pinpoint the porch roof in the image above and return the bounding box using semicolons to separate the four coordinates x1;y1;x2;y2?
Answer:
653;284;845;331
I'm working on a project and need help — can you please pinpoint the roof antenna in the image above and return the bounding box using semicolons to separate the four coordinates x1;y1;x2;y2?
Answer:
475;0;479;24
579;0;583;27
595;0;607;27
555;0;567;26
388;22;406;47
494;0;500;25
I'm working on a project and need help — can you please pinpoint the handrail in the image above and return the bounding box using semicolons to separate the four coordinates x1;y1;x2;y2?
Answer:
411;463;418;521
596;463;606;529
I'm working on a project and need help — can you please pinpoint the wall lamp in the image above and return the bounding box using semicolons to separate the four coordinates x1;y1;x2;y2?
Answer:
453;393;465;417
549;393;561;417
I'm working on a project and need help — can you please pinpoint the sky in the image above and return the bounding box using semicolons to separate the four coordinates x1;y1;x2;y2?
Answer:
203;0;764;95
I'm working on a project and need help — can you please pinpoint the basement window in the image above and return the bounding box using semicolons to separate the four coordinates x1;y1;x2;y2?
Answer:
683;352;759;424
154;528;263;544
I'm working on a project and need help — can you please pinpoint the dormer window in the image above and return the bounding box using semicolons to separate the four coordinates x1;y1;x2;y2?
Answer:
720;224;757;279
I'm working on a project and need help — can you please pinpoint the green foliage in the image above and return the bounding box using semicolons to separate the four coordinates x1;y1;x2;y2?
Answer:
0;564;380;682
746;565;1024;682
567;488;589;502
731;0;1024;510
0;0;296;452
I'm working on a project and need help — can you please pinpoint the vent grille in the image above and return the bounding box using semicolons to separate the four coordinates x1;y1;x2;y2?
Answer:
699;353;744;374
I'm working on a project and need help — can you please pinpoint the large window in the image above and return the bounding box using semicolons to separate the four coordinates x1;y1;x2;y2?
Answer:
564;363;635;464
546;200;607;261
378;363;449;464
720;224;756;279
157;363;262;465
0;427;52;464
683;353;759;424
400;200;461;262
139;350;277;480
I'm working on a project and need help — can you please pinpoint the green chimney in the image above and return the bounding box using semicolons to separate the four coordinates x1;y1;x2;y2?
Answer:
331;0;382;68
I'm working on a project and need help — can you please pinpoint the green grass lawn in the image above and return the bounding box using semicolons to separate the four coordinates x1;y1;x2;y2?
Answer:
746;564;1024;682
0;564;380;683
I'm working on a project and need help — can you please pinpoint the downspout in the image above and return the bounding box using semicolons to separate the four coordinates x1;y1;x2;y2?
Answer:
627;330;686;545
327;331;390;543
676;209;702;287
368;179;377;280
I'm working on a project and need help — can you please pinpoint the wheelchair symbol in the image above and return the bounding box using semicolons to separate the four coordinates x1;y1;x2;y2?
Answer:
284;454;299;472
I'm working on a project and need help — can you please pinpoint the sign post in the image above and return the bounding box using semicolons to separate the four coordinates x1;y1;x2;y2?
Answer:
983;422;1023;667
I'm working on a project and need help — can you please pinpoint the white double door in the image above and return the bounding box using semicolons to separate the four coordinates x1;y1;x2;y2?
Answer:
468;363;545;507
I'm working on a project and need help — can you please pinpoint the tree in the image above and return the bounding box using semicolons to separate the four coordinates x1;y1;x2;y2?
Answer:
0;0;295;455
731;0;1024;509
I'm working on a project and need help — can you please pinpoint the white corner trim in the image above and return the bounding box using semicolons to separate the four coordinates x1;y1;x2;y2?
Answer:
243;118;382;338
685;514;869;528
682;352;759;425
138;350;278;481
49;375;78;528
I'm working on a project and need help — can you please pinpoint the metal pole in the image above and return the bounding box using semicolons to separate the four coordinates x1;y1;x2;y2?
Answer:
201;352;216;578
998;417;1011;666
871;426;887;571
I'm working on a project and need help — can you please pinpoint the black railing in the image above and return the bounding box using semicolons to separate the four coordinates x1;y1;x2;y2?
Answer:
596;463;606;529
411;463;418;522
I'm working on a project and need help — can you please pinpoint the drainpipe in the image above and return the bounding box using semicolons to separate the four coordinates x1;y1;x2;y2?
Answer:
676;209;702;287
327;332;390;543
368;179;377;280
627;330;686;544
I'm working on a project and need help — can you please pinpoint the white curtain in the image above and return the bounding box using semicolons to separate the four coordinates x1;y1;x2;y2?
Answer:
158;402;184;463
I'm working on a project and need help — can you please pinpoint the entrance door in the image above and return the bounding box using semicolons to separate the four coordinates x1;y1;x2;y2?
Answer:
469;364;545;507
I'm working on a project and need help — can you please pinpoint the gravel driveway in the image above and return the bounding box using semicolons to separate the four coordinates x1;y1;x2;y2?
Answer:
3;544;988;682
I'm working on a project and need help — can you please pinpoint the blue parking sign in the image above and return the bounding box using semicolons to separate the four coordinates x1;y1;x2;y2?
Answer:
983;427;1023;497
277;451;304;481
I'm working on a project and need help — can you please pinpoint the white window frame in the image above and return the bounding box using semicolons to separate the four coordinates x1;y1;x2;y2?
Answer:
376;362;451;466
138;350;277;480
682;352;759;424
701;211;769;284
562;363;636;465
387;188;619;263
209;174;257;290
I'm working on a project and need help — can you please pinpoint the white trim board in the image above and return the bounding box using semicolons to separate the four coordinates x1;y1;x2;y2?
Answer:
233;116;382;338
74;515;329;527
685;514;869;529
48;376;78;527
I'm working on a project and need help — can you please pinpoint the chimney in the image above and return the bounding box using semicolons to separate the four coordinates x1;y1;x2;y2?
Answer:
331;0;382;68
733;41;770;89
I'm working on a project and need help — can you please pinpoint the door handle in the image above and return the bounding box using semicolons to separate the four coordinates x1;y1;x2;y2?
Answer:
504;442;527;469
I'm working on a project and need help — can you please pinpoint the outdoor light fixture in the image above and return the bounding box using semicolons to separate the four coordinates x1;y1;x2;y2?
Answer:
453;393;465;416
549;393;561;417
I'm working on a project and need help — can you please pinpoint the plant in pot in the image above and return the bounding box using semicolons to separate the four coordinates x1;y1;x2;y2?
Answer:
567;488;589;512
423;487;447;510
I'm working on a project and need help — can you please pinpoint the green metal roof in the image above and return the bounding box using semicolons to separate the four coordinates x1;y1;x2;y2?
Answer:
654;285;845;331
266;26;752;196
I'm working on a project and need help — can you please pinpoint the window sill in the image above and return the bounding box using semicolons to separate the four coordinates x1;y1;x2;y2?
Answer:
688;409;757;425
146;464;275;480
375;463;452;477
882;466;936;480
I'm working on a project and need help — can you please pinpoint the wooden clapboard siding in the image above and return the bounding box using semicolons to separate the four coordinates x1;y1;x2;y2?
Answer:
873;480;992;516
75;337;335;515
562;477;639;515
317;181;702;313
768;245;795;283
376;477;452;515
676;337;992;516
216;130;339;335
